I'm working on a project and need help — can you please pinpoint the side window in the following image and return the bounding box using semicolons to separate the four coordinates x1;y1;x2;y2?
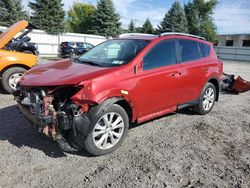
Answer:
178;39;200;63
199;42;210;57
143;40;176;70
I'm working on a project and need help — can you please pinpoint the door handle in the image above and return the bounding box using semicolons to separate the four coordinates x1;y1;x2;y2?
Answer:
169;72;181;77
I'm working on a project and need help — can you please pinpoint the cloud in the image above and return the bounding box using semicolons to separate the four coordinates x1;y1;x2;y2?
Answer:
113;0;169;28
22;0;250;34
213;0;250;34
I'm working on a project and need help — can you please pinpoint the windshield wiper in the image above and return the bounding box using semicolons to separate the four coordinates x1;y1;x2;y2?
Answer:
75;58;103;67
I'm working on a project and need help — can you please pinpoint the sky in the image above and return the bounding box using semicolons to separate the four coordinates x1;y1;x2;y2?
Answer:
22;0;250;34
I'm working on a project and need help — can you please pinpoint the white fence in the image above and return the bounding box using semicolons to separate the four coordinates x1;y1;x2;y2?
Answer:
0;26;106;57
214;46;250;62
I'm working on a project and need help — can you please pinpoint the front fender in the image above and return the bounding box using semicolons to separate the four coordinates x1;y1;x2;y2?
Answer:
0;50;37;72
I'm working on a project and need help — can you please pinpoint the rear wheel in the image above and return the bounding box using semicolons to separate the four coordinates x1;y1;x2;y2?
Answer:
194;82;216;115
1;67;27;93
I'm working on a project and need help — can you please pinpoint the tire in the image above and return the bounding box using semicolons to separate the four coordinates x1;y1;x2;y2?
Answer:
1;67;27;93
193;82;216;115
85;104;129;156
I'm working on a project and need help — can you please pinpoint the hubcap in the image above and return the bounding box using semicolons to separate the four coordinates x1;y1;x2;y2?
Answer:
202;87;215;111
8;73;23;90
93;112;124;150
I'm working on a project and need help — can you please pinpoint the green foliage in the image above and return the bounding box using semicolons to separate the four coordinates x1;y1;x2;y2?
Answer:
159;1;188;33
142;18;154;34
0;0;27;26
29;0;65;34
185;0;218;42
90;0;121;37
135;27;143;33
67;3;96;34
128;20;136;33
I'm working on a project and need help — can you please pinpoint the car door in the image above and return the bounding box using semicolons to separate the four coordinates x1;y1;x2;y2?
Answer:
135;39;182;119
177;39;210;104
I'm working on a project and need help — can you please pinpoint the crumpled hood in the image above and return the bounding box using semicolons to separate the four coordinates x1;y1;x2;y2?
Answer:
19;59;111;86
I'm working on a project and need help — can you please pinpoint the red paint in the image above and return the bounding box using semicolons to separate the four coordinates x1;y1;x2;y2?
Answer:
19;35;223;123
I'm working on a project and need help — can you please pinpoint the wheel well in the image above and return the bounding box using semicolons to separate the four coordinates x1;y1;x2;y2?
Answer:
0;64;30;77
115;100;133;122
208;78;219;101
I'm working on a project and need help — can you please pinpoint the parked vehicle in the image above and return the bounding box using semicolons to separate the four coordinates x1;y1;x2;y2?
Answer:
14;32;223;156
0;20;38;93
59;41;94;58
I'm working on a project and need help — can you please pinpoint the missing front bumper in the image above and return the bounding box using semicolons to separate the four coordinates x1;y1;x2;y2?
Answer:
17;103;52;132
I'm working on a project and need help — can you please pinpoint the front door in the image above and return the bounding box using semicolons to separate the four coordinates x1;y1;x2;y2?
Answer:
135;40;181;119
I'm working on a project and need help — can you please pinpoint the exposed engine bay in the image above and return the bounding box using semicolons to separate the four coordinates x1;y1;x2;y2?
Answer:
13;86;93;152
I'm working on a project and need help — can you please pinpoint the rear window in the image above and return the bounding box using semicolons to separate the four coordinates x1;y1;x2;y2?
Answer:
178;39;200;62
199;43;210;57
76;42;84;47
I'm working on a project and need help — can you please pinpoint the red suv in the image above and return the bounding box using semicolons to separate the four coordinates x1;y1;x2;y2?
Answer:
14;33;223;156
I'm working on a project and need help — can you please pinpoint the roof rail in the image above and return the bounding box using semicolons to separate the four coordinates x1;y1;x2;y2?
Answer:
160;32;206;40
119;33;156;38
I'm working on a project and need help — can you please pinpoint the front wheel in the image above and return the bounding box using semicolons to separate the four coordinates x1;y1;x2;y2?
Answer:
1;67;27;93
85;104;129;156
194;82;216;115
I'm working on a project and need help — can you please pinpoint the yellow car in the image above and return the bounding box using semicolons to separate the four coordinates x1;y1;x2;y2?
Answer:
0;20;38;93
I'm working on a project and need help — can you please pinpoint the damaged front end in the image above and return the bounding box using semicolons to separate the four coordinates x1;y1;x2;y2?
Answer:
221;73;250;94
13;85;94;152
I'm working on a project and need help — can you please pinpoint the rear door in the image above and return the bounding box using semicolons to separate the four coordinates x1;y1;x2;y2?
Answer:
177;39;211;103
135;39;182;118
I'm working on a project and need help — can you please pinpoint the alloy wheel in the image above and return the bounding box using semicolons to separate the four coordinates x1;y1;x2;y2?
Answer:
93;112;124;150
202;87;215;111
8;73;23;90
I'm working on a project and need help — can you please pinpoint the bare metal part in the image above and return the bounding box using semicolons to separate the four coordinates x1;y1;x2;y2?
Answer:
42;96;58;140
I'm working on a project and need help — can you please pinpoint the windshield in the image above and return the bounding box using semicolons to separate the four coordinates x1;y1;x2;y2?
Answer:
78;39;150;67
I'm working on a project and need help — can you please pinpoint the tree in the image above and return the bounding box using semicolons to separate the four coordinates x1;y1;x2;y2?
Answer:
142;18;154;34
159;1;188;33
0;0;27;26
67;3;96;34
185;0;218;42
135;27;143;33
90;0;121;37
29;0;65;34
128;20;136;33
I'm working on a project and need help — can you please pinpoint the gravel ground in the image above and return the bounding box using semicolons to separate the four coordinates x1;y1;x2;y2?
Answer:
0;61;250;188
